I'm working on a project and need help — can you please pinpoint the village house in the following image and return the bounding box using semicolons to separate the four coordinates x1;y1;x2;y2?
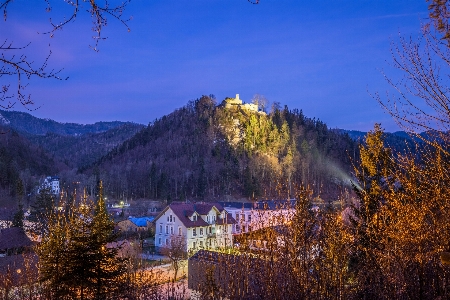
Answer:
0;227;33;257
38;176;60;195
220;200;296;235
154;202;236;252
117;216;154;232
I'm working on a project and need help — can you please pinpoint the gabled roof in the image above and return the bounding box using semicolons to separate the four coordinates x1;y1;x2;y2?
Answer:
0;227;33;250
154;202;233;228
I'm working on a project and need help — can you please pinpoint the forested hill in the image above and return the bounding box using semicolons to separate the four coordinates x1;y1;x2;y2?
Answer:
0;109;137;136
28;123;144;169
0;126;63;207
91;96;359;202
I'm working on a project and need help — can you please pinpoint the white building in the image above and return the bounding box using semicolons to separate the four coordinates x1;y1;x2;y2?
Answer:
154;202;236;252
222;201;296;235
38;176;60;195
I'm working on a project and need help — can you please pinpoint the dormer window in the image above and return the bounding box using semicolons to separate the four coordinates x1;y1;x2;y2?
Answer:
193;215;197;221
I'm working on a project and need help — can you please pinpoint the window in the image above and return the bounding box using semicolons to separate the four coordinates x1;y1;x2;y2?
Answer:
207;215;209;222
248;215;251;222
159;224;162;233
241;214;245;221
235;213;239;221
248;225;252;232
167;216;169;222
193;241;196;249
159;238;161;245
213;215;216;221
193;228;197;236
193;215;197;221
209;227;212;234
178;227;182;236
169;215;172;222
170;226;174;234
165;225;169;234
200;241;203;247
166;239;169;245
236;225;240;232
200;228;203;235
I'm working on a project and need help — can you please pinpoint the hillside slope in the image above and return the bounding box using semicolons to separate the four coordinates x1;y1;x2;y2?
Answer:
28;123;144;169
91;96;359;202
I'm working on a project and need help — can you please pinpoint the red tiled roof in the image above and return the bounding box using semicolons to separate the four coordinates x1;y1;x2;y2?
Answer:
155;202;234;228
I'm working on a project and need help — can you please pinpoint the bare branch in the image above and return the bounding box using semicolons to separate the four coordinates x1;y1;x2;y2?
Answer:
0;40;67;110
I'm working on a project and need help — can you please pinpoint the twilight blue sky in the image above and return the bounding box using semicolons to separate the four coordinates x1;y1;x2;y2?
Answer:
1;0;429;131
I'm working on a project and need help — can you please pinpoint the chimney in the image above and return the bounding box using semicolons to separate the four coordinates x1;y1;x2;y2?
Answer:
236;94;239;100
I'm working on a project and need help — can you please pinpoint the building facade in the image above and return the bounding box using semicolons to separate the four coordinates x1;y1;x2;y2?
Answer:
154;202;236;252
38;176;60;195
221;201;296;235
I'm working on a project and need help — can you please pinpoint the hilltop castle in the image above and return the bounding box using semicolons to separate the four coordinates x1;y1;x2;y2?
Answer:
223;94;259;113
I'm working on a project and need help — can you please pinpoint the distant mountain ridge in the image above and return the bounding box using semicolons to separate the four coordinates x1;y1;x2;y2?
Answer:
338;129;415;141
0;109;141;136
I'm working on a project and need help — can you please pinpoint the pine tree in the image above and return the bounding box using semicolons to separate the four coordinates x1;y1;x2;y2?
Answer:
350;124;395;297
37;184;127;299
36;209;71;298
90;180;126;299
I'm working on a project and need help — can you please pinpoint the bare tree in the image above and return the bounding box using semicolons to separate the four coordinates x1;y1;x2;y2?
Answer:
251;93;268;112
0;0;131;110
160;235;187;282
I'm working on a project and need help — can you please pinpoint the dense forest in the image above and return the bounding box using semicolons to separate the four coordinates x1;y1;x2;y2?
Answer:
0;127;62;207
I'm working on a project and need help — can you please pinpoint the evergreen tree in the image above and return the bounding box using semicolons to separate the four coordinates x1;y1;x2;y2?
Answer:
12;202;24;229
30;187;55;234
90;180;126;299
350;124;395;297
37;183;127;299
36;209;71;298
